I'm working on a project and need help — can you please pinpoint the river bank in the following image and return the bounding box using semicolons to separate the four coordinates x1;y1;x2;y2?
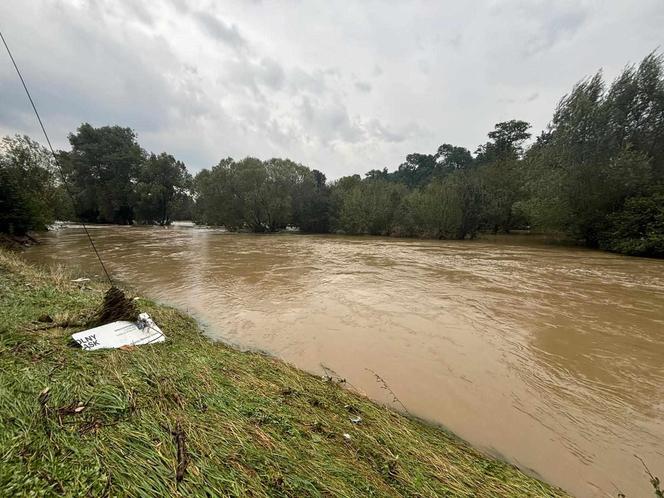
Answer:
0;247;567;497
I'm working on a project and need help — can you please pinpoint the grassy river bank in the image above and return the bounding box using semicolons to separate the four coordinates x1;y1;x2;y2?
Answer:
0;247;567;497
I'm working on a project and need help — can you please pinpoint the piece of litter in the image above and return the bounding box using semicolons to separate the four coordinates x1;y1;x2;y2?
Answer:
349;416;362;424
71;312;165;351
71;278;90;283
343;433;351;440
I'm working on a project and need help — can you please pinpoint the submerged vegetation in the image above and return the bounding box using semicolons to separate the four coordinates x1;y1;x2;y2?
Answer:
2;53;664;256
0;248;568;496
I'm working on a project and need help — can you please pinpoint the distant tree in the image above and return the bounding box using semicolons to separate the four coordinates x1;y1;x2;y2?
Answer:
476;120;531;163
365;168;389;180
63;123;145;224
434;144;474;172
134;153;191;225
0;135;61;234
396;171;482;239
293;169;330;232
194;157;327;232
392;153;437;187
600;192;664;257
332;178;407;235
328;174;362;231
478;159;525;233
193;158;234;227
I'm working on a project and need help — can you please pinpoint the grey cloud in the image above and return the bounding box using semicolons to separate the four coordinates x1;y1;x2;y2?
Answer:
169;0;190;14
367;120;420;143
126;2;154;26
258;58;286;91
193;11;247;50
288;68;328;95
523;7;588;56
299;97;364;144
355;81;372;93
447;33;462;49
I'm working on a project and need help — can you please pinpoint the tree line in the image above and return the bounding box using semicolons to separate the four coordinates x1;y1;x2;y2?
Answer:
1;53;663;257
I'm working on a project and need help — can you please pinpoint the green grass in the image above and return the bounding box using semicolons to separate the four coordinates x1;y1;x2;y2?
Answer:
0;248;569;497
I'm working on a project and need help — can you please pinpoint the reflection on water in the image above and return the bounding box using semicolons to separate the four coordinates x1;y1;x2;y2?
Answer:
25;226;664;498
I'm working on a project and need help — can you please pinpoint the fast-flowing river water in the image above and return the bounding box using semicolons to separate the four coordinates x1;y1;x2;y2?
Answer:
24;226;664;497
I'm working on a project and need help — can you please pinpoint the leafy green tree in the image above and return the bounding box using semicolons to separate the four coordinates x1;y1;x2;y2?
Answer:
63;123;145;224
194;157;328;232
522;53;664;249
434;144;474;173
396;171;482;239
476;120;531;163
392;153;437;187
332;178;407;235
0;135;61;234
134;153;191;225
599;192;664;257
328;174;362;231
193;158;235;227
293;169;330;232
478;159;525;233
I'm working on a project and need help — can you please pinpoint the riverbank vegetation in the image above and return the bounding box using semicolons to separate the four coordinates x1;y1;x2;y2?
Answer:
1;53;663;256
0;247;567;496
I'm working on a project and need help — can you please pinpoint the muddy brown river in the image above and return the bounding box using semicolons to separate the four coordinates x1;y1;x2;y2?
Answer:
25;226;664;497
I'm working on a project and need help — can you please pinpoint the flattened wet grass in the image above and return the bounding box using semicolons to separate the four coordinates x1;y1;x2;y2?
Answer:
0;248;569;497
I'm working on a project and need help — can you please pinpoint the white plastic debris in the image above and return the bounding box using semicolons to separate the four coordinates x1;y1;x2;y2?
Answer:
71;312;165;351
349;416;362;424
343;433;351;440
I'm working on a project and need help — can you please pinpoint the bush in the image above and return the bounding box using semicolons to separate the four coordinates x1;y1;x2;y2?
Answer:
600;193;664;257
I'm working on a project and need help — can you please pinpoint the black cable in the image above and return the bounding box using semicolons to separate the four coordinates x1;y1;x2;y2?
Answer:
0;28;113;285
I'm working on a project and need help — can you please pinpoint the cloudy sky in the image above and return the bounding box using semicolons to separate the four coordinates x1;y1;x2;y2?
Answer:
1;1;663;178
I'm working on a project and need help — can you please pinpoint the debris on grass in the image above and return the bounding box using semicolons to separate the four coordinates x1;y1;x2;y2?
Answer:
71;312;165;350
96;286;138;324
173;420;188;484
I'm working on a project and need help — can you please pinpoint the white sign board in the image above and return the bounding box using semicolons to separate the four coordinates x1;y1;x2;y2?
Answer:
71;313;165;351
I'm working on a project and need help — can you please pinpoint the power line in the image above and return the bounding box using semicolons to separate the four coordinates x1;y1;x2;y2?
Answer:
0;28;113;286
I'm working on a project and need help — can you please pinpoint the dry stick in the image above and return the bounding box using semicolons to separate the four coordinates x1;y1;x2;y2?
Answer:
101;470;113;498
366;368;410;415
174;420;188;484
320;363;360;392
635;454;664;497
38;387;51;437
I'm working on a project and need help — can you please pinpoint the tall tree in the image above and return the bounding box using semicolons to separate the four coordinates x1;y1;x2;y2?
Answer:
64;123;145;224
134;153;191;225
476;120;531;163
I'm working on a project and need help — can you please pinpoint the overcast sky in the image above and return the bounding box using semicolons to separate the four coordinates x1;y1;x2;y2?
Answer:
1;1;663;178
